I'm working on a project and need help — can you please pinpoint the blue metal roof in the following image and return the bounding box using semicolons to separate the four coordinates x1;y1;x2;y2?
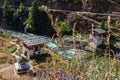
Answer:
15;62;30;70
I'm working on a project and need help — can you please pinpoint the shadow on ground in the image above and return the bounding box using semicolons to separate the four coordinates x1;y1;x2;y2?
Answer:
30;54;52;63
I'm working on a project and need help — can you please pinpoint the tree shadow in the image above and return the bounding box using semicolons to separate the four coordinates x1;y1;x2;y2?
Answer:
30;53;52;63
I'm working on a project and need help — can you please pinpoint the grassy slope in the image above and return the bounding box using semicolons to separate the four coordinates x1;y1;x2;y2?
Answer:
0;36;16;64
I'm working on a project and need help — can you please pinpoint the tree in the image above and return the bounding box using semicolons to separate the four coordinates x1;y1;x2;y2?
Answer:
2;0;14;25
12;3;26;31
16;3;25;14
36;7;55;36
25;0;55;36
24;0;40;32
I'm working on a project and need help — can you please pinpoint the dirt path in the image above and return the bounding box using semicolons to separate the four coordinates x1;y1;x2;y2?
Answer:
0;65;14;73
0;52;7;57
11;41;21;60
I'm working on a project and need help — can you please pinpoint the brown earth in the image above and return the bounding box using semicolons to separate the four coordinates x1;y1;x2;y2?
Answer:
0;52;7;57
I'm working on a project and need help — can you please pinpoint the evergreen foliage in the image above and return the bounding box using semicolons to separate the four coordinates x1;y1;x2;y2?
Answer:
25;0;55;36
2;0;14;25
12;3;26;31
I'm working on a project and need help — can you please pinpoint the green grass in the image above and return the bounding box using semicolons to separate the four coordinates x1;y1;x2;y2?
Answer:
0;56;8;63
0;55;16;64
32;46;120;80
0;36;17;64
15;45;23;56
0;44;17;54
0;36;17;54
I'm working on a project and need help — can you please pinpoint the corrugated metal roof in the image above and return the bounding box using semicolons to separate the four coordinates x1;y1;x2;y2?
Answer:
93;29;106;34
0;29;50;46
23;36;50;46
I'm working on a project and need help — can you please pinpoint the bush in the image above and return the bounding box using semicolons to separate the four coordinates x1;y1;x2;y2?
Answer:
0;56;7;63
59;22;71;36
96;22;108;30
6;44;17;54
15;46;22;56
0;30;7;35
0;44;17;54
0;55;15;64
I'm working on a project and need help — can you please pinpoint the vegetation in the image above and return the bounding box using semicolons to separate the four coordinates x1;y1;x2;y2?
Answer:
0;36;16;64
0;36;17;54
58;22;71;36
0;0;120;80
0;55;15;64
12;3;26;31
15;45;22;56
2;0;14;25
1;0;120;36
25;0;55;36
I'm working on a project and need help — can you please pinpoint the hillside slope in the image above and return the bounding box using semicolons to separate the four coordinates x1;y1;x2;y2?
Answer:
0;0;120;13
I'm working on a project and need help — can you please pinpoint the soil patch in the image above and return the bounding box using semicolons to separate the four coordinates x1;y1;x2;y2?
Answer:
0;52;7;57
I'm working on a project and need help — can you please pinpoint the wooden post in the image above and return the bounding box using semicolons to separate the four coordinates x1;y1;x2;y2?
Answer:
92;24;95;60
91;24;94;37
107;15;112;80
73;22;77;53
107;15;111;56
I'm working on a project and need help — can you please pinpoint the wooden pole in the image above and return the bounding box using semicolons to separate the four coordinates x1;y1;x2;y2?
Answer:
107;15;111;56
73;22;77;53
92;24;95;60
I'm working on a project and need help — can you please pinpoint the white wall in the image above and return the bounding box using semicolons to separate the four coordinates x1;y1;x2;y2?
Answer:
23;47;33;57
89;34;104;47
23;46;44;57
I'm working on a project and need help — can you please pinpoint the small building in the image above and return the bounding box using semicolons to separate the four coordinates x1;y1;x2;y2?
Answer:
88;29;106;48
14;57;30;74
22;37;49;58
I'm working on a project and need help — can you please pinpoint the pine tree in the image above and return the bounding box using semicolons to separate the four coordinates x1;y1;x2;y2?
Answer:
25;0;55;36
24;0;39;32
2;0;14;25
12;3;26;31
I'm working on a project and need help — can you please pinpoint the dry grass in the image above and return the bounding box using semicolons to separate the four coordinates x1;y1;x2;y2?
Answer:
0;9;120;80
49;12;119;79
0;36;17;54
0;69;33;80
32;14;120;80
0;52;7;57
0;36;17;64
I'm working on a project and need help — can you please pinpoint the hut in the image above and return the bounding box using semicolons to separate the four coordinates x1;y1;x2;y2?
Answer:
88;29;106;48
22;36;49;58
14;57;30;74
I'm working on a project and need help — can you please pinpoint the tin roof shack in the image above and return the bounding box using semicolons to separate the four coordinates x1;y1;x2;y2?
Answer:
88;29;106;48
14;57;30;74
22;37;49;58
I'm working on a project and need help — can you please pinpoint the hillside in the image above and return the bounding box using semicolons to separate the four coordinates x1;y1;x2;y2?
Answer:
0;0;120;80
0;0;120;12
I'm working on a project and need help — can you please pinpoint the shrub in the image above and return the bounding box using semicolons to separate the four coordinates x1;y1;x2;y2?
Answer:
15;46;22;56
59;22;71;36
0;44;17;54
0;56;7;63
97;22;108;30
